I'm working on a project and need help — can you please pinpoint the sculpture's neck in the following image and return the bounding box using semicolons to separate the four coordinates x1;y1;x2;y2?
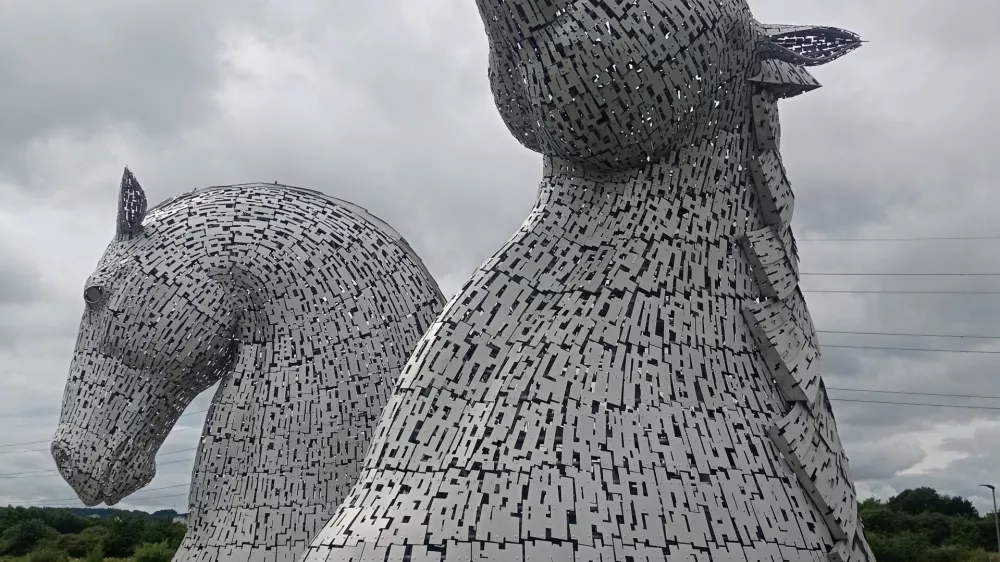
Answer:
178;241;372;561
139;188;442;562
531;121;759;239
455;114;768;318
535;90;758;204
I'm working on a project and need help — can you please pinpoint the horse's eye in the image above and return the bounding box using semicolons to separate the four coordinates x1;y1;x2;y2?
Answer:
83;286;104;305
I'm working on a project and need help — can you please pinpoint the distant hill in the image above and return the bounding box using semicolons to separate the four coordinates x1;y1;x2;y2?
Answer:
16;506;188;520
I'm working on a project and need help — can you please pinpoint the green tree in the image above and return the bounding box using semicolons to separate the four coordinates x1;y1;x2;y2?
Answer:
27;546;69;562
141;518;186;550
58;525;110;558
888;487;979;518
860;502;911;535
84;540;105;562
0;518;60;556
101;513;146;558
39;509;86;535
132;541;176;562
943;495;980;518
913;512;954;547
867;531;931;562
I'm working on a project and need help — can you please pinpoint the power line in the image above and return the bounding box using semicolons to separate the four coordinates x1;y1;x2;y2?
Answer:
0;448;54;457
12;493;190;509
807;289;1000;295
0;451;195;480
803;272;1000;277
823;343;1000;355
0;407;209;425
0;440;51;449
0;448;198;479
8;393;1000;500
0;425;204;455
150;458;194;467
828;387;1000;400
818;329;1000;340
15;484;190;506
830;398;1000;411
799;235;1000;242
0;469;60;478
159;447;197;456
1;473;67;480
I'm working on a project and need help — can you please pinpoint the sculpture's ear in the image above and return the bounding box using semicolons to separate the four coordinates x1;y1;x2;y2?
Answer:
116;167;147;240
759;24;863;67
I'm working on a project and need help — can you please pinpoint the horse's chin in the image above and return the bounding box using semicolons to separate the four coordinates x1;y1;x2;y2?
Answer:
101;488;135;506
53;438;156;507
100;480;147;506
101;456;156;505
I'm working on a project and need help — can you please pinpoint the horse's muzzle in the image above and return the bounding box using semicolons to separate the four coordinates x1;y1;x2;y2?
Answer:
51;424;154;506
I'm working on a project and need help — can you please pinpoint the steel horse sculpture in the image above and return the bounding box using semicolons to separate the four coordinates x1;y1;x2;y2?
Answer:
304;0;873;561
51;170;445;562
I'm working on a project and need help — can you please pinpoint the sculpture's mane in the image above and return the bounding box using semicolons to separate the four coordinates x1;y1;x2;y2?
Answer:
148;183;397;239
742;24;863;263
144;183;433;284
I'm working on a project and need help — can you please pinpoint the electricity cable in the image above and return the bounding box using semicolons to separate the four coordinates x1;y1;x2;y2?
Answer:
15;484;189;506
799;235;1000;242
802;272;1000;277
817;329;1000;340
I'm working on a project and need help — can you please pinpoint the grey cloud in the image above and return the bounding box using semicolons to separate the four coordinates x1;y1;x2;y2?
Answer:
0;0;263;183
885;425;1000;514
830;369;999;444
0;396;210;511
813;346;865;379
811;224;1000;438
843;0;1000;54
106;0;543;292
848;438;927;481
754;0;1000;56
0;298;82;350
1;0;998;513
781;0;1000;445
0;242;42;305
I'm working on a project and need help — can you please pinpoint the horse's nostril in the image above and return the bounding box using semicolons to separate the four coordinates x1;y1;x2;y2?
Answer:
50;439;108;506
51;442;74;470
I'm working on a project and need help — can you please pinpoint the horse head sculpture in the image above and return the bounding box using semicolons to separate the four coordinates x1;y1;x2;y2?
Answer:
302;2;874;562
52;169;444;562
478;0;861;169
52;168;237;506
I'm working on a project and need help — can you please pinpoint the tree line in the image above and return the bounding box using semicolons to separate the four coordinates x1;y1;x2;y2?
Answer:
0;506;183;562
860;487;999;562
2;486;1000;561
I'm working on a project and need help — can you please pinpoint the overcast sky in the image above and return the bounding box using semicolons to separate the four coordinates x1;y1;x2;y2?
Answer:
1;0;999;516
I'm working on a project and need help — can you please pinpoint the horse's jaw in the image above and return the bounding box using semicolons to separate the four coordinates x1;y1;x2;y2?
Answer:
52;352;189;507
51;421;157;506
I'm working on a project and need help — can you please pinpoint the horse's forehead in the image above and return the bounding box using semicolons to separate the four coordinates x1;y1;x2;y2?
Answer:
87;242;137;282
655;0;751;16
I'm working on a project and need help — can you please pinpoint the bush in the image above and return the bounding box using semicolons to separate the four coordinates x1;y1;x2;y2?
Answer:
867;531;930;562
140;519;186;550
40;511;85;536
27;546;68;562
924;544;973;562
131;542;175;562
102;516;145;558
965;551;1000;562
0;519;60;556
84;538;104;562
58;524;110;558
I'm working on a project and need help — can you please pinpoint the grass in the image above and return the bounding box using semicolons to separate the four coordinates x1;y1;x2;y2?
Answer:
0;558;130;562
